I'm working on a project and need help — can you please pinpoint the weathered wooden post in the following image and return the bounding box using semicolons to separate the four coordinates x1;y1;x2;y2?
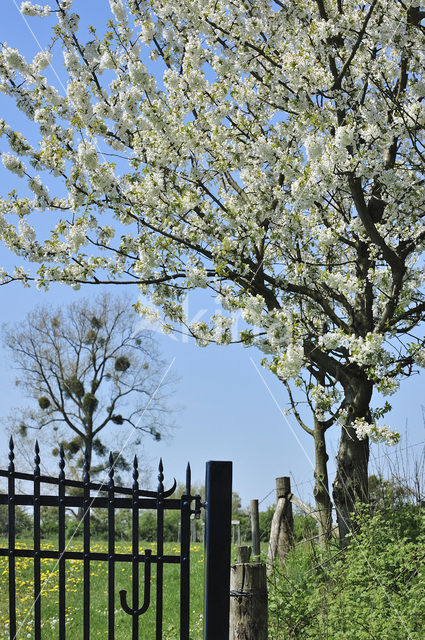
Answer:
229;546;268;640
276;477;294;561
267;476;294;568
232;519;241;546
250;499;260;559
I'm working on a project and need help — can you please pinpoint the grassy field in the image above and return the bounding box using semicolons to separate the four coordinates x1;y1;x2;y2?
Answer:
0;538;205;640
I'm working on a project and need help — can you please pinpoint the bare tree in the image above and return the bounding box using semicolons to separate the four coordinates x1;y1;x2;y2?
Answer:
3;293;176;484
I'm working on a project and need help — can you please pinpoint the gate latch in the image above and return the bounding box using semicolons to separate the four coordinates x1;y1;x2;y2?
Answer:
192;494;203;519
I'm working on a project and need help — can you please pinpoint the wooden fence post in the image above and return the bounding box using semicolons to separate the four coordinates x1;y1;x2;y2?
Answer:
267;477;294;569
229;546;268;640
250;499;260;559
232;520;241;546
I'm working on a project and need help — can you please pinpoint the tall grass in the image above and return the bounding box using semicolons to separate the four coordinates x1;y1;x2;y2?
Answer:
0;539;205;640
267;503;425;640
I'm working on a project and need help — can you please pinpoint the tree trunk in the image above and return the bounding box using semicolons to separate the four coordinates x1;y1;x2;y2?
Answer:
332;377;372;547
77;435;93;521
313;421;333;545
333;424;369;546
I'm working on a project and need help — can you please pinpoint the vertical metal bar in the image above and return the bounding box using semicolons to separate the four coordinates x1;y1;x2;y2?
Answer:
34;441;41;640
180;463;191;640
108;452;115;640
58;445;66;640
132;455;139;640
156;459;164;640
204;461;232;640
8;437;16;640
83;449;91;640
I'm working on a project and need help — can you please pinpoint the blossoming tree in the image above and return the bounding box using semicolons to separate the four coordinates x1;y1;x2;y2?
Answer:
0;0;424;542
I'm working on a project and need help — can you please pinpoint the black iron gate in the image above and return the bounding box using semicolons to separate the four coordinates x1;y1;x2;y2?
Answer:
0;438;232;639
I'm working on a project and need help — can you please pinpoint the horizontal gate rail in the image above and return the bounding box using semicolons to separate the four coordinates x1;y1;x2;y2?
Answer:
0;548;182;562
0;470;176;498
0;494;182;509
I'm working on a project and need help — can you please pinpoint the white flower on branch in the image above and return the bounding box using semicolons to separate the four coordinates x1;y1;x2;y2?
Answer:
32;51;51;72
2;153;26;177
20;2;50;17
353;418;400;446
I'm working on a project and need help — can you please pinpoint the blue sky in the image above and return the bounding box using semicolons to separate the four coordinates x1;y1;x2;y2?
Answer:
0;1;424;513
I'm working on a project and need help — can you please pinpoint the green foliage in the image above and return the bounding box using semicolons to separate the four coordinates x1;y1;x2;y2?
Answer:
92;438;107;457
114;356;130;372
259;504;275;542
63;375;85;398
82;392;99;413
138;511;157;542
56;508;185;542
84;329;97;344
90;316;102;330
232;491;242;514
0;503;32;537
293;511;318;542
18;422;27;437
52;436;82;458
244;505;317;546
38;396;50;410
369;473;413;512
163;510;181;542
40;507;60;538
269;504;425;639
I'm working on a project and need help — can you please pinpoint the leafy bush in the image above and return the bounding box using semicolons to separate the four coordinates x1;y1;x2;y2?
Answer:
293;511;318;542
0;503;33;537
269;504;425;639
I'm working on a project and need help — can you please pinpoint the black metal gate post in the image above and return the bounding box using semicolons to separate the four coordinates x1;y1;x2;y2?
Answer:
204;461;232;640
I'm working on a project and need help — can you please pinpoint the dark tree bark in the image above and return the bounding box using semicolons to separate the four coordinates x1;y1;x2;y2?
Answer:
333;425;369;545
333;377;373;545
283;381;333;543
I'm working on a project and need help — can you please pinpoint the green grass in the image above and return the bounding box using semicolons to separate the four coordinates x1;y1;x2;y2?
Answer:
0;538;205;640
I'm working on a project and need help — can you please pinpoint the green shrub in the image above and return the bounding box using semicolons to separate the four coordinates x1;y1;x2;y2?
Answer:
0;503;33;537
269;504;425;639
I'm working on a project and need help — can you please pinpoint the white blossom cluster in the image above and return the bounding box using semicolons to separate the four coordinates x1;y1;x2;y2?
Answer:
352;418;400;446
20;2;50;17
2;153;26;177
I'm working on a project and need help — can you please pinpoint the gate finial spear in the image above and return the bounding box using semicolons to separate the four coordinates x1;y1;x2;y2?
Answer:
133;455;139;489
158;458;164;493
34;441;40;475
8;436;14;472
108;451;114;482
186;463;191;495
59;445;65;480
